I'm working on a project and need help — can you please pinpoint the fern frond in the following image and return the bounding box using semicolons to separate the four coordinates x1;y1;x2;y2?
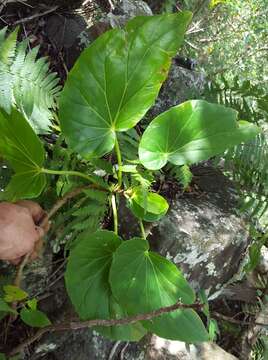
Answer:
131;169;154;190
52;189;108;253
0;28;61;133
118;128;140;161
170;164;193;190
205;75;268;225
225;133;268;222
0;27;18;66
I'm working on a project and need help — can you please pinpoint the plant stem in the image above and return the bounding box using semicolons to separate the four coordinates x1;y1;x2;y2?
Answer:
114;136;122;188
111;194;118;235
139;219;146;239
42;168;102;188
8;301;203;356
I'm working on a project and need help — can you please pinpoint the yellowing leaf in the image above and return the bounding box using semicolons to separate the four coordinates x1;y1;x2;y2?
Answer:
3;285;28;303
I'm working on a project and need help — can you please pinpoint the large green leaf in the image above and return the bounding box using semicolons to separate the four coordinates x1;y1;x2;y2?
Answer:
59;12;192;159
65;230;146;341
128;187;169;222
0;108;46;200
139;100;260;170
109;239;208;342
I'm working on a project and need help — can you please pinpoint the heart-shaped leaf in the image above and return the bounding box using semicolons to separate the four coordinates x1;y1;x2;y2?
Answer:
59;12;192;159
109;239;208;342
128;187;169;222
20;308;51;328
139;100;260;170
0;108;46;200
65;230;146;341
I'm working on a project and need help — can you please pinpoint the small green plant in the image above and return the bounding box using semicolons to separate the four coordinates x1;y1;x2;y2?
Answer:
0;13;260;349
0;285;50;327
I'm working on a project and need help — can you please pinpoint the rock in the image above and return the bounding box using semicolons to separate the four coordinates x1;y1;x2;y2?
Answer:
190;342;238;360
46;15;87;50
45;14;88;69
151;166;249;298
148;337;238;360
147;63;206;120
32;319;238;360
107;0;152;28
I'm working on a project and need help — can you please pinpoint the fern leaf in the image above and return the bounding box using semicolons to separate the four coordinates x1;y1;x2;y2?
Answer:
83;188;108;202
0;27;18;65
73;204;104;217
171;164;193;190
0;64;13;113
0;28;61;133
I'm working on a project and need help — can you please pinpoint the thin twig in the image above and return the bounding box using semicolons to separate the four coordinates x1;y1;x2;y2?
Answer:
14;253;31;288
8;301;203;356
13;5;59;25
184;39;199;51
212;311;268;327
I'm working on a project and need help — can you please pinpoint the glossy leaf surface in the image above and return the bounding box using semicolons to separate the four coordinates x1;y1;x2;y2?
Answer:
65;230;146;341
139;100;260;170
109;239;208;342
0;108;46;200
128;187;169;221
60;13;192;158
20;308;51;328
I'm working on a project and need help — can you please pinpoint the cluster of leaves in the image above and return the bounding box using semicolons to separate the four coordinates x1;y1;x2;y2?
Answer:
0;285;50;327
0;12;260;348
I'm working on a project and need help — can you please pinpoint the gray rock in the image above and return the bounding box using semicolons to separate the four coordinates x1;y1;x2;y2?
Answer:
151;166;249;298
107;0;152;28
190;342;238;359
46;15;87;50
148;337;238;360
148;63;206;120
32;325;239;360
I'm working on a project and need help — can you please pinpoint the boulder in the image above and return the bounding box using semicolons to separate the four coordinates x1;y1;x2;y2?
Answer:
106;0;152;28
